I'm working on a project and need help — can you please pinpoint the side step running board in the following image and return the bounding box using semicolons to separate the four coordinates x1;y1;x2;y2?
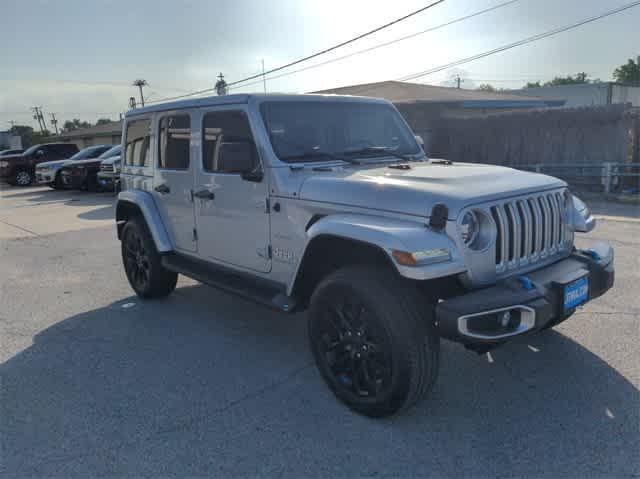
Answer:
161;254;297;313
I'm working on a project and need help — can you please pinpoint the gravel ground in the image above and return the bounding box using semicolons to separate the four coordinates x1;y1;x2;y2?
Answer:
1;186;638;478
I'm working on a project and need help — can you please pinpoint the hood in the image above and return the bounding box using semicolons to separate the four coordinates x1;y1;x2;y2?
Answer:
298;162;566;219
100;155;121;165
70;158;103;167
37;159;71;169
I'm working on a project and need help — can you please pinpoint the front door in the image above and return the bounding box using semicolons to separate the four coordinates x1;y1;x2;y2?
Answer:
151;112;197;252
193;107;271;273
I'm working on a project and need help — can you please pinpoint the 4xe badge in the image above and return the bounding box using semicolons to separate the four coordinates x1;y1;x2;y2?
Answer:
273;247;294;264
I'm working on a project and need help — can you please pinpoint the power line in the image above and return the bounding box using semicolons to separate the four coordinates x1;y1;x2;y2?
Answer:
396;0;640;83
232;0;522;91
145;0;446;105
226;0;446;88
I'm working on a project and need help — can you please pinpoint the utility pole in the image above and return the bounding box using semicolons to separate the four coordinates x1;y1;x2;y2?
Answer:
215;73;228;96
455;75;463;89
31;107;46;134
132;79;148;107
262;59;267;94
49;113;59;135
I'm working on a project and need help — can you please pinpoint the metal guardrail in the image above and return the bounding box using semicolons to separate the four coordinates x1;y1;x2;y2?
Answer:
509;162;640;194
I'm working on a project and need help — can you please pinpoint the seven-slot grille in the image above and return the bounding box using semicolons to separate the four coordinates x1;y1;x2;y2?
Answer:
490;190;572;274
100;163;114;172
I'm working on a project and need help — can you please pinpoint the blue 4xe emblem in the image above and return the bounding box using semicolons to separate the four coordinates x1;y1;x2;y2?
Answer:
564;276;589;310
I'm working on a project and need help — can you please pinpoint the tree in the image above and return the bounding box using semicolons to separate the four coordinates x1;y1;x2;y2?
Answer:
613;58;640;85
545;72;590;86
8;125;51;148
63;119;92;132
477;83;497;92
525;81;541;88
95;118;113;125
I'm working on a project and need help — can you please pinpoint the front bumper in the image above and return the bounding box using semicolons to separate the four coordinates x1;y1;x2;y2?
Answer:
436;242;614;347
60;171;84;189
97;171;120;189
36;170;54;184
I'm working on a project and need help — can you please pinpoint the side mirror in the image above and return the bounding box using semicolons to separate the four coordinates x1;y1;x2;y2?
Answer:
218;141;262;182
36;150;45;157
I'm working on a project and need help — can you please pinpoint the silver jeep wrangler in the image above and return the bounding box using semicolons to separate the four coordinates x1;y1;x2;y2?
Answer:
115;94;614;417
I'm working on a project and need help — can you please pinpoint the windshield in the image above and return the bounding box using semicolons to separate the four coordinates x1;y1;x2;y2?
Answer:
260;101;421;163
23;144;42;155
98;145;121;159
68;146;106;161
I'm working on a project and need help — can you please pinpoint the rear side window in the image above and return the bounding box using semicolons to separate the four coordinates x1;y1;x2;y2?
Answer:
202;111;258;173
125;119;151;167
158;115;190;170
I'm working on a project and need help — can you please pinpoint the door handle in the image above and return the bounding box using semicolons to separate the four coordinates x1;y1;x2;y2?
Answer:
193;189;215;200
154;183;170;194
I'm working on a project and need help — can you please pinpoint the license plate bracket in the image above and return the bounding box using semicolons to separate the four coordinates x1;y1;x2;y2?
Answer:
563;275;589;311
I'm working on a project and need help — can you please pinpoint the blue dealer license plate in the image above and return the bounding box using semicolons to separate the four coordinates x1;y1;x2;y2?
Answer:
564;276;589;311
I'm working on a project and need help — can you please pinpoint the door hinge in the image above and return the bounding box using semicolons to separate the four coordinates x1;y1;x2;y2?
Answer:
192;228;198;241
268;245;272;259
265;197;270;213
190;189;194;202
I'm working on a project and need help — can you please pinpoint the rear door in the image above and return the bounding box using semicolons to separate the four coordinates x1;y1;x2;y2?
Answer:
152;111;197;253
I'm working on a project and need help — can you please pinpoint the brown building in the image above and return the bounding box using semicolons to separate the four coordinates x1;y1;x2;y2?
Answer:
51;120;122;149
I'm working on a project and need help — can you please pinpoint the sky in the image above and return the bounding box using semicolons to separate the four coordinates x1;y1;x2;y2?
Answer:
1;0;638;131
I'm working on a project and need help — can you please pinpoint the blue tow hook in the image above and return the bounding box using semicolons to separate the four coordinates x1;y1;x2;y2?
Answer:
585;249;601;261
518;275;535;291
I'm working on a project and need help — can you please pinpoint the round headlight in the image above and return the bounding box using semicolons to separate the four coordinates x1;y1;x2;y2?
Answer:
460;211;479;245
459;209;494;251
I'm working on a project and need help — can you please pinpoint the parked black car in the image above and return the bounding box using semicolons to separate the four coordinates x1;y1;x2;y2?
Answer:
59;145;121;191
35;144;112;189
0;143;79;186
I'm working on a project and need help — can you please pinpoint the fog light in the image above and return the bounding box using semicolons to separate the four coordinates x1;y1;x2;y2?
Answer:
499;311;511;327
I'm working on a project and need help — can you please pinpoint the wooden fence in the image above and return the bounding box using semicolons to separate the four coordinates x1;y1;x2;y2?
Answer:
428;104;638;168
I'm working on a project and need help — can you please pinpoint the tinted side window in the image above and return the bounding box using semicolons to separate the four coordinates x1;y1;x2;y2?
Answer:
203;111;258;173
158;115;190;170
61;144;79;156
125;119;151;167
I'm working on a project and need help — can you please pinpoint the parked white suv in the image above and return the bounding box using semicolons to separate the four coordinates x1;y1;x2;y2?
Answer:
115;94;614;417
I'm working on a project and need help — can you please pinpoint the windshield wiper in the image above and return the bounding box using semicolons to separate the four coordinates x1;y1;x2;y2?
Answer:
342;146;412;162
280;150;360;165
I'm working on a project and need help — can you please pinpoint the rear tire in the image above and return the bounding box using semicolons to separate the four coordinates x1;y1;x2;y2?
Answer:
308;265;439;418
121;217;178;299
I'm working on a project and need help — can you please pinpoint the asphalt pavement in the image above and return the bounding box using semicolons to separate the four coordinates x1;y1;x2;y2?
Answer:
1;185;638;477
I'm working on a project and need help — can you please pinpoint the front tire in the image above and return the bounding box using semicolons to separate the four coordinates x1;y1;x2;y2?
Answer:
308;265;439;418
12;169;33;186
121;217;178;299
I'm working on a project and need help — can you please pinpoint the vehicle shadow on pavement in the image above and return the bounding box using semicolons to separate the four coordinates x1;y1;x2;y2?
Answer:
77;205;116;221
2;284;638;477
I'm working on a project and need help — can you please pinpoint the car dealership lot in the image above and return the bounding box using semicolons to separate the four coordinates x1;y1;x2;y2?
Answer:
1;185;638;477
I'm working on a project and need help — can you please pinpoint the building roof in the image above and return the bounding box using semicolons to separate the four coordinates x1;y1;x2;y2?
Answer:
55;120;123;140
312;80;563;108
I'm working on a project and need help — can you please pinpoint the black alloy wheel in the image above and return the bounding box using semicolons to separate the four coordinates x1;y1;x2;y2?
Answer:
308;266;439;418
314;297;394;400
123;227;151;291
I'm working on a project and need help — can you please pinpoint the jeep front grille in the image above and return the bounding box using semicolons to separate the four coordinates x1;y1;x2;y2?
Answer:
490;190;572;274
100;164;114;172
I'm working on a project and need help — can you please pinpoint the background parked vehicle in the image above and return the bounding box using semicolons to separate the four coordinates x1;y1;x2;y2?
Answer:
59;145;121;191
97;146;122;192
36;144;112;189
0;149;24;157
0;143;79;186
